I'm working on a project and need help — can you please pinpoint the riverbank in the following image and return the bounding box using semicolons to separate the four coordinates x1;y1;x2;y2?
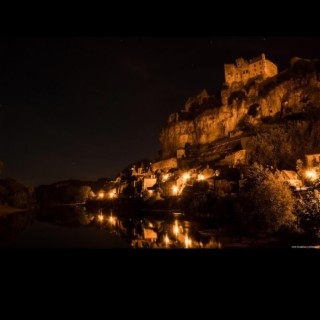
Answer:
0;205;26;217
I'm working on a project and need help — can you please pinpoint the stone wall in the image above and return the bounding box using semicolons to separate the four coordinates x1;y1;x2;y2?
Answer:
184;89;209;112
151;157;178;171
224;53;278;86
143;178;157;191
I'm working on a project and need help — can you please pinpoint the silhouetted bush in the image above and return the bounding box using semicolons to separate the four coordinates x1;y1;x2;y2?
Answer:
235;165;296;237
0;178;33;209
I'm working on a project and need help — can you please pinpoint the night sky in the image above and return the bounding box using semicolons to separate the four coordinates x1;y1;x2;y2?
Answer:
1;36;320;186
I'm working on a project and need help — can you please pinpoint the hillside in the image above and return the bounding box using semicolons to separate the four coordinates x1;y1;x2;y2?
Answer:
159;58;320;168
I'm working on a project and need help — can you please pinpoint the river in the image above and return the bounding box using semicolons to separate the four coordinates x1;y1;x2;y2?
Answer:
0;206;223;248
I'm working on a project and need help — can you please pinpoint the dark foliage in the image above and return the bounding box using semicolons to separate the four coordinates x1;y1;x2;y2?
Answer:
248;103;260;117
0;178;33;209
295;189;320;238
243;120;320;170
234;165;296;237
227;90;246;105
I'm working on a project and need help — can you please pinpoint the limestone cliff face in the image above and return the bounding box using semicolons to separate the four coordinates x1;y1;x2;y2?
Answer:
160;59;320;158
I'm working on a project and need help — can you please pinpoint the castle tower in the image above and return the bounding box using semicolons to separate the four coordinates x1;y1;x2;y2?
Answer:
224;53;278;87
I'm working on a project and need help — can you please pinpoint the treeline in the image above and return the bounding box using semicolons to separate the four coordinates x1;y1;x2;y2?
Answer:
243;119;320;170
0;178;34;209
177;164;320;240
35;179;107;208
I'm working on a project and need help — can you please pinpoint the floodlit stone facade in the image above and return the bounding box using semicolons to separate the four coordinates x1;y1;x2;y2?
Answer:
305;154;320;167
151;157;178;171
224;53;278;86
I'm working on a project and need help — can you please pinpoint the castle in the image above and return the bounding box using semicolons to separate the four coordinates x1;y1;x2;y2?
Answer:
224;53;278;86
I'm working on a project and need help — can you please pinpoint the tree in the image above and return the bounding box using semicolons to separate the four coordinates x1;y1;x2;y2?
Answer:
76;186;92;203
243;121;314;170
295;189;320;238
0;178;33;209
235;165;296;237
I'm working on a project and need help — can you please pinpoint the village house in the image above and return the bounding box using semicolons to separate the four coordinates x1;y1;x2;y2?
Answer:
142;166;157;192
280;170;303;189
305;153;320;167
177;148;186;159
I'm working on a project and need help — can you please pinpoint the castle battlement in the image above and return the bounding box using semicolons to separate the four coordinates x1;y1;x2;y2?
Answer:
224;53;278;86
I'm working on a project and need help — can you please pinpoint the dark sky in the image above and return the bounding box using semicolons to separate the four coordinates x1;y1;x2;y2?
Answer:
1;36;320;186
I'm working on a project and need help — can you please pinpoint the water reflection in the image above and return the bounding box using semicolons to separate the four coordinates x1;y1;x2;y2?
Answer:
0;210;35;242
86;209;222;249
0;206;222;248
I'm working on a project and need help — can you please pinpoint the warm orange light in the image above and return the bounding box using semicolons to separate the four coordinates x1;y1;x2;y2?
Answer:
185;235;192;248
109;215;114;224
182;173;190;181
305;170;318;181
98;192;105;199
164;234;170;247
198;174;205;181
98;214;104;222
109;192;116;199
148;190;154;195
173;221;179;237
172;185;178;195
162;174;169;182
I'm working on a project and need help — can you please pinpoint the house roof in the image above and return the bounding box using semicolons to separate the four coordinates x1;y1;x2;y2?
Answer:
145;167;154;176
305;153;320;157
281;170;300;180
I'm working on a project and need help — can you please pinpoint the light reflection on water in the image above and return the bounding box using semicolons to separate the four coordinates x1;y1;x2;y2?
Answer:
0;206;222;248
88;209;222;249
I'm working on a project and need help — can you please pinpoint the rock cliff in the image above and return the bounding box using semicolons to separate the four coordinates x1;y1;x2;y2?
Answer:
159;58;320;158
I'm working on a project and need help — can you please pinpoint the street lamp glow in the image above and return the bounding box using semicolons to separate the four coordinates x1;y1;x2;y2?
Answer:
172;185;178;195
162;174;169;182
109;192;116;199
98;214;104;222
182;173;190;182
98;192;105;199
198;174;205;181
305;169;318;181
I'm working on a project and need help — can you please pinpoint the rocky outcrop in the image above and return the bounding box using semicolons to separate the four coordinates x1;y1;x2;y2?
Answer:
160;58;320;158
